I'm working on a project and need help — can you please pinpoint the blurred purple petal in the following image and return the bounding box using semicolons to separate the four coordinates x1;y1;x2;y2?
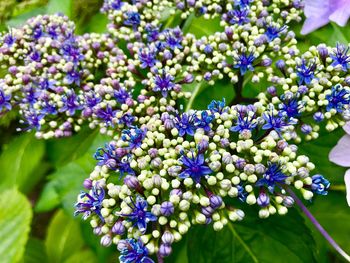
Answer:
301;17;330;35
329;135;350;166
345;169;350;206
329;5;350;26
302;0;350;34
343;122;350;135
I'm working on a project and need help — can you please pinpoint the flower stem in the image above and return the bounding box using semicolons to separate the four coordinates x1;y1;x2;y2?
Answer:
157;252;164;263
286;187;350;262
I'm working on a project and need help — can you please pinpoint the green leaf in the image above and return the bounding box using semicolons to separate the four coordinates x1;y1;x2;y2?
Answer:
187;208;317;263
6;7;47;28
298;128;347;184
184;79;234;110
184;16;221;37
21;238;48;263
35;181;61;213
46;128;98;167
308;191;350;261
45;210;84;263
0;188;32;263
64;250;98;263
47;0;72;17
82;13;108;33
0;133;45;194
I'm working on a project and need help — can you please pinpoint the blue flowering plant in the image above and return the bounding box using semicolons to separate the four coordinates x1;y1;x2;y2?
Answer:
1;0;350;263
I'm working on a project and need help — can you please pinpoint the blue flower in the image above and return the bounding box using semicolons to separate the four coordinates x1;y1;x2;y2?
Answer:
124;12;141;28
237;185;248;202
60;90;82;116
74;184;105;222
2;31;16;47
118;239;154;263
262;112;291;135
153;72;175;97
164;28;183;50
22;111;44;130
114;87;131;104
65;69;81;86
38;78;55;90
279;97;302;119
179;152;212;184
265;24;287;41
234;52;255;75
256;163;287;191
196;111;214;132
145;24;160;42
0;88;11;111
122;127;146;149
139;49;157;69
225;9;250;25
231;114;257;133
311;175;330;195
174;112;197;136
296;59;316;85
119;112;135;126
234;0;253;8
120;196;157;233
61;39;84;63
208;99;226;114
85;92;102;108
94;143;134;176
110;0;123;10
330;43;350;71
326;84;350;113
95;105;117;126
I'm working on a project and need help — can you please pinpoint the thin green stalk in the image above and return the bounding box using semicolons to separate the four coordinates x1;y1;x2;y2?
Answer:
228;223;259;263
185;82;203;111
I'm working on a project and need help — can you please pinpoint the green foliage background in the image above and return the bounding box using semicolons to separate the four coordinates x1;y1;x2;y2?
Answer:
0;1;349;262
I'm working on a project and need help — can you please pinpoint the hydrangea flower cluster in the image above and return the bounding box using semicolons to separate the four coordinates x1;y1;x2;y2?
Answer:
1;0;350;262
76;102;331;261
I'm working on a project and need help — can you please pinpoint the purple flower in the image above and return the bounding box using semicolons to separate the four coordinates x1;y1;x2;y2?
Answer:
122;127;147;149
296;59;316;85
262;112;291;135
301;0;350;35
95;105;117;126
329;122;350;205
153;72;175;97
224;9;250;25
138;49;157;69
22;111;44;130
94;143;134;176
196;111;214;132
174;112;197;136
118;239;154;263
0;88;11;111
234;52;255;75
164;28;183;50
74;184;105;222
330;44;350;71
325;84;350;113
208;99;226;113
65;69;81;86
265;23;287;41
256;162;287;192
124;12;141;28
179;152;212;184
120;196;157;233
311;175;330;195
115;87;131;104
279;97;302;119
231;113;257;133
119;112;135;126
60;90;82;116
